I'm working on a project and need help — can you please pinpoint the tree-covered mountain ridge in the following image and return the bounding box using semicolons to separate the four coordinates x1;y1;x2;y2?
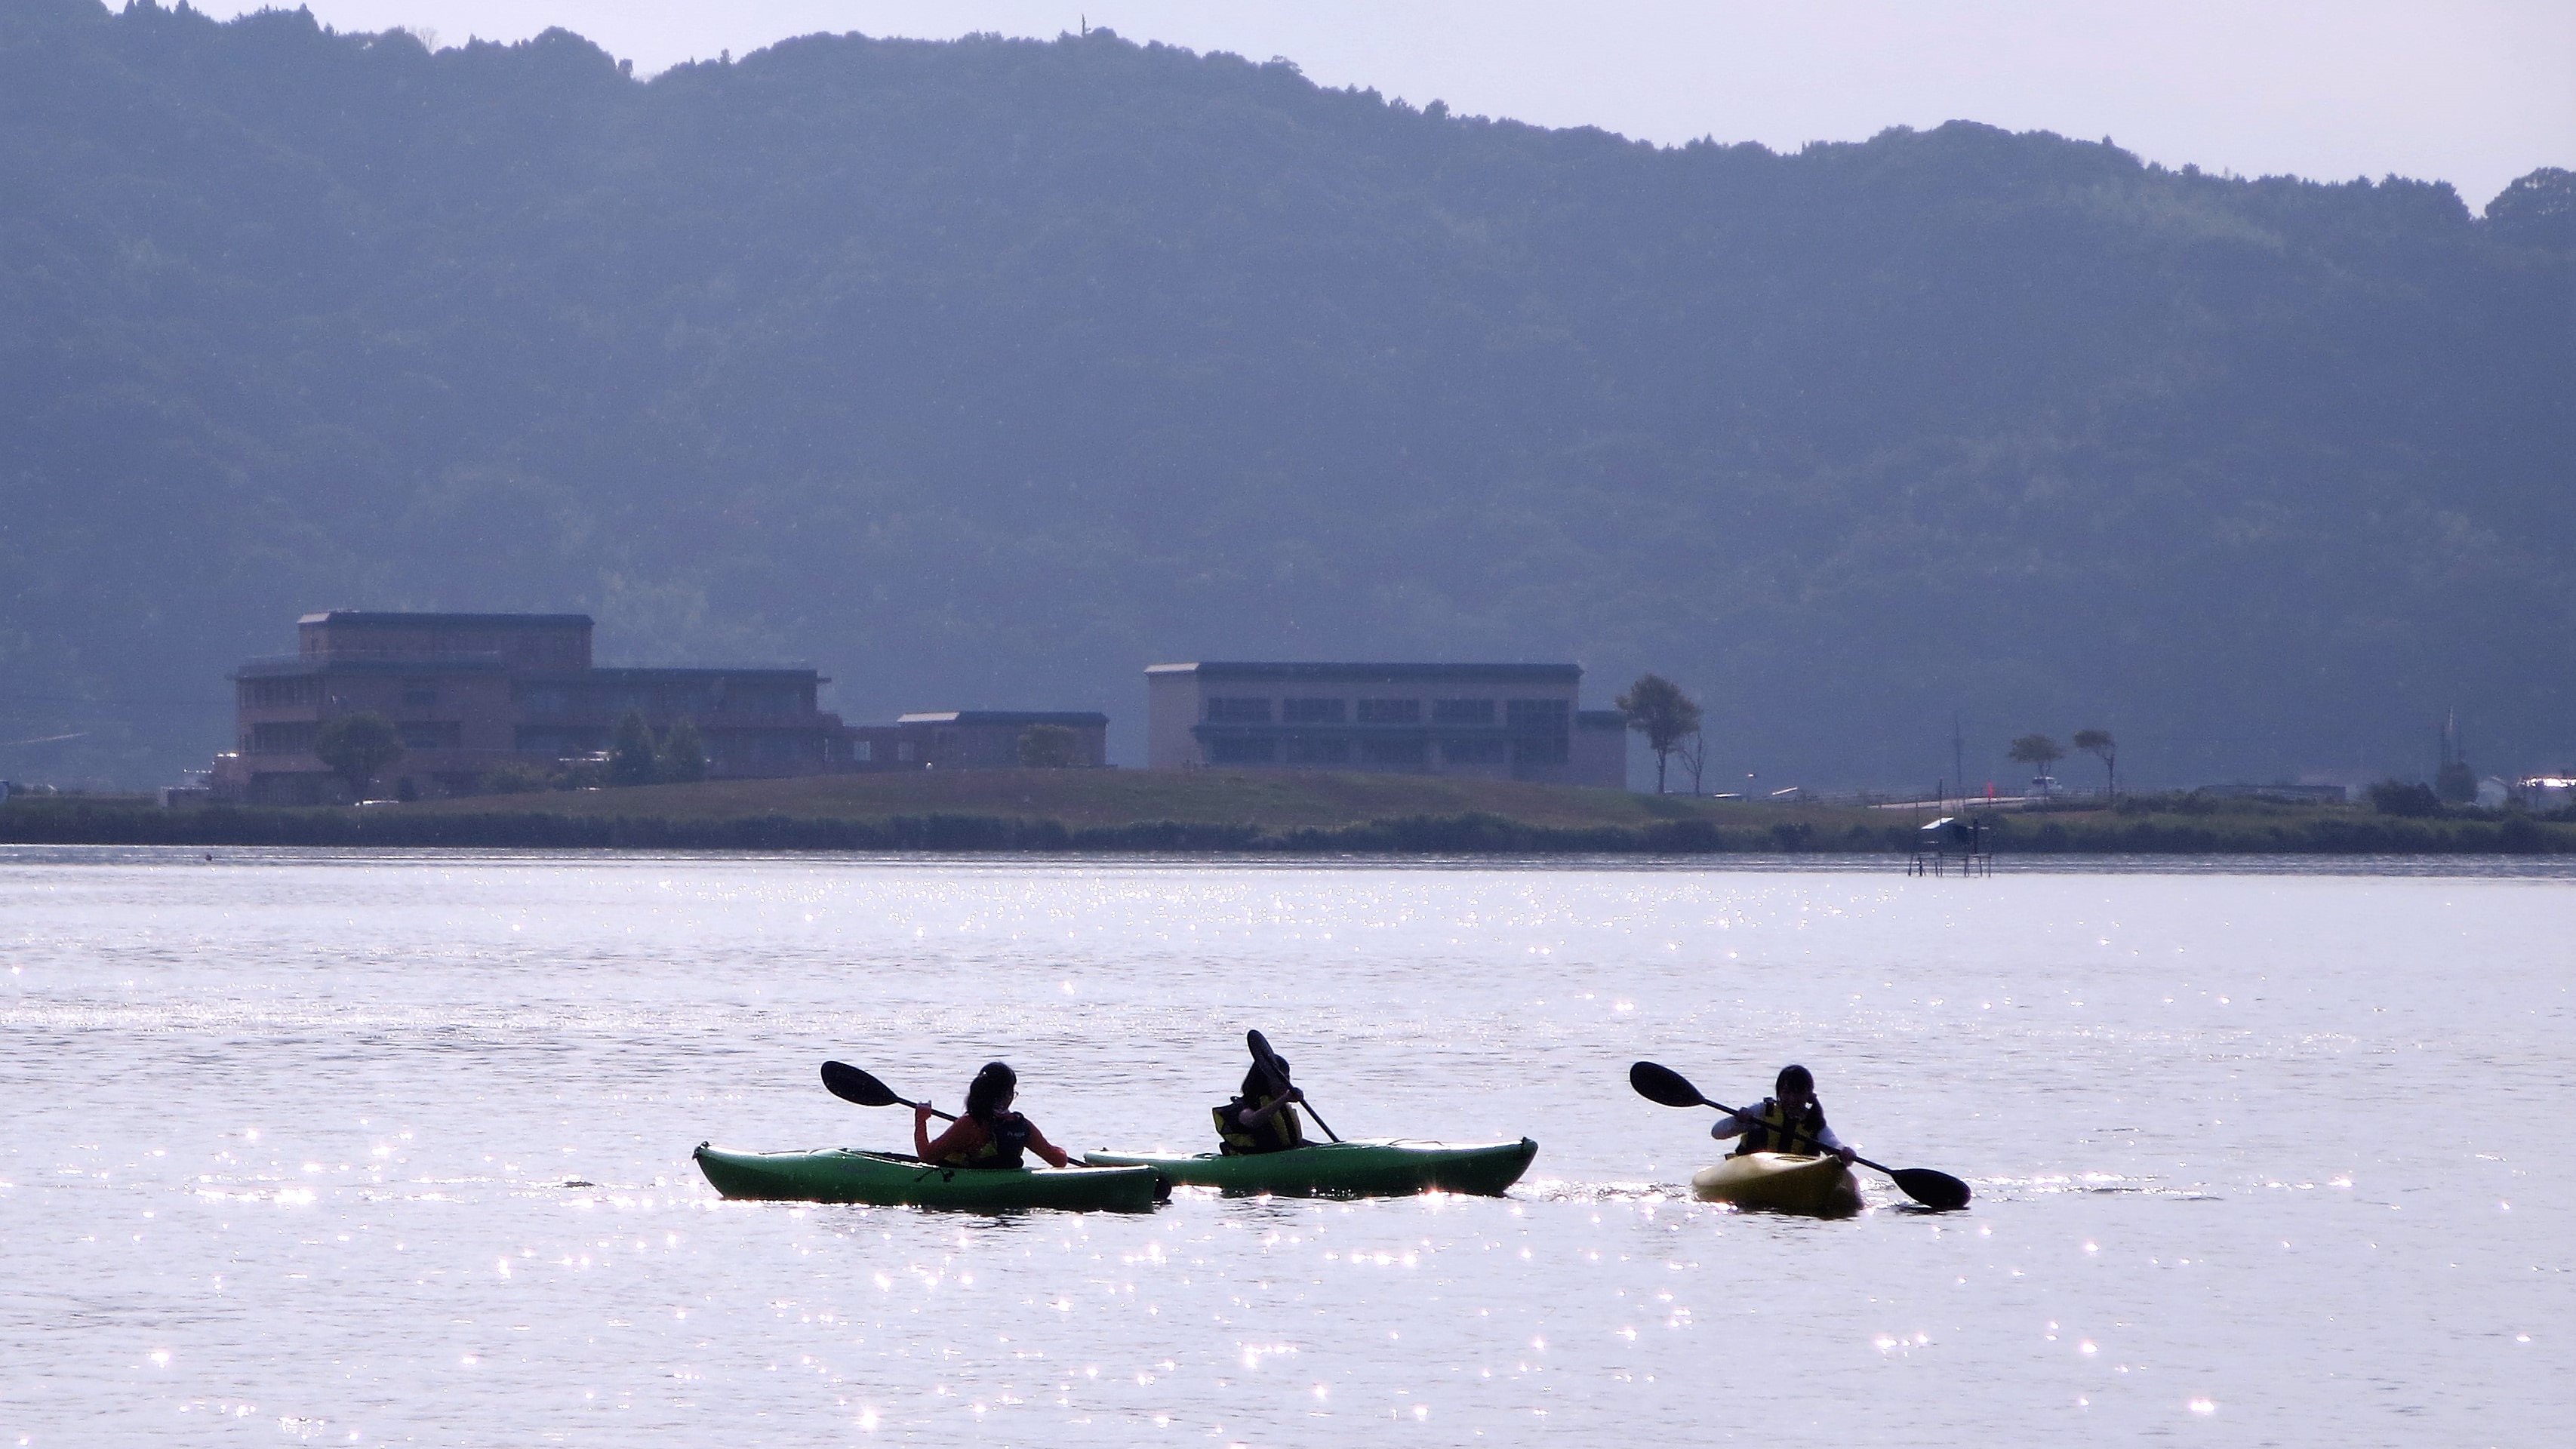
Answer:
2;0;2568;789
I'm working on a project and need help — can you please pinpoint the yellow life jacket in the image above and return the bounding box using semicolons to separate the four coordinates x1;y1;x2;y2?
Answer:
1728;1097;1827;1158
1213;1091;1306;1155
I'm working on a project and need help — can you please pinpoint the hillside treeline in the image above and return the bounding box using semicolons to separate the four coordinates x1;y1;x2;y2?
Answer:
2;0;2568;787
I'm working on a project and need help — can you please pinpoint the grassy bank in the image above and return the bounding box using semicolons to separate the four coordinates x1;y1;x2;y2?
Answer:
2;773;2570;854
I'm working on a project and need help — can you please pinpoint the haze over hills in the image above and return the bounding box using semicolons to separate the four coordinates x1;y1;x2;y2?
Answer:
2;0;2569;791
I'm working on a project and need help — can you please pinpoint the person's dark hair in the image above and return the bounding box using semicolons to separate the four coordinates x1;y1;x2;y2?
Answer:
1776;1063;1815;1097
1242;1056;1290;1099
965;1060;1017;1121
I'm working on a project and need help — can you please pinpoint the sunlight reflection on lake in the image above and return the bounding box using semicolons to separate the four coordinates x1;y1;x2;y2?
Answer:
3;848;2568;1443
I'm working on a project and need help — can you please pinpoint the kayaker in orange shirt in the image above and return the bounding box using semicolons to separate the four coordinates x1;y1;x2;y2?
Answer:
1710;1063;1855;1164
914;1060;1075;1169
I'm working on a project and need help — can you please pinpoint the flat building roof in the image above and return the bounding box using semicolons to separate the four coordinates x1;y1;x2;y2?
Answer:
1146;661;1580;681
896;711;1109;727
299;611;593;629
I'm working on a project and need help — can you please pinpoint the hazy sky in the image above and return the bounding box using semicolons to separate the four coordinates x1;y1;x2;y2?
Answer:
216;2;2568;205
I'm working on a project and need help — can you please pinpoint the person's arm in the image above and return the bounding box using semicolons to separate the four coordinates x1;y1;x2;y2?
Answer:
1242;1088;1304;1126
1773;1113;1854;1161
917;1107;981;1162
1021;1119;1073;1170
1707;1105;1853;1161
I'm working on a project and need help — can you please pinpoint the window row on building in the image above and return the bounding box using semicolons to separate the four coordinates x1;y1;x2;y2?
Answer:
1203;696;1574;728
1147;662;1623;788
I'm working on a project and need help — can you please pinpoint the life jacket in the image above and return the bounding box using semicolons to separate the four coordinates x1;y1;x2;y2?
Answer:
940;1111;1033;1169
1212;1091;1306;1155
1728;1097;1828;1158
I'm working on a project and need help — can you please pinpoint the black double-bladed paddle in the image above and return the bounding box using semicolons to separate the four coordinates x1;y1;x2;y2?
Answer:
821;1060;956;1121
1246;1029;1340;1143
1629;1060;1970;1211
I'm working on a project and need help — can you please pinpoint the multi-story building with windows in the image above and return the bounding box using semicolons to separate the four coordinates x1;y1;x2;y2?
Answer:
1144;661;1627;787
214;611;854;803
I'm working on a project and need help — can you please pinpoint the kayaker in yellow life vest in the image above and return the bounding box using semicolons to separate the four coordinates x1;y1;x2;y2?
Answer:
1213;1059;1307;1155
914;1060;1075;1170
1710;1063;1855;1164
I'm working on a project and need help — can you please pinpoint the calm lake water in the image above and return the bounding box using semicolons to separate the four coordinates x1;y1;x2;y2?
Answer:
4;848;2568;1445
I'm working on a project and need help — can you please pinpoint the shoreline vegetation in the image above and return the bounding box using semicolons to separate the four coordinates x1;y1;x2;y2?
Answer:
5;771;2571;855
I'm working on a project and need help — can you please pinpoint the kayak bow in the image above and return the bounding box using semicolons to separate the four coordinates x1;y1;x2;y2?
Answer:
1690;1151;1864;1216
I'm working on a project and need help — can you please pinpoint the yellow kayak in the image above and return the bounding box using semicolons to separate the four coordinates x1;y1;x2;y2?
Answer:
1691;1152;1863;1216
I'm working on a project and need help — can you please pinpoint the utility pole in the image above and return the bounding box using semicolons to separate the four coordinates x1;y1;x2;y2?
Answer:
1950;713;1965;812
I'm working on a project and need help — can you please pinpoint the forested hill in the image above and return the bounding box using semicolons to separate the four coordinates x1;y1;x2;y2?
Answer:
3;0;2570;789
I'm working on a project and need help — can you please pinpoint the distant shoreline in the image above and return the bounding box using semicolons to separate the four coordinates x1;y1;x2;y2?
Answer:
3;771;2568;856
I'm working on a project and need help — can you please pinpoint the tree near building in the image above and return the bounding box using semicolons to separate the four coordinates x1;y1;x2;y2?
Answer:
658;719;707;783
2007;734;2065;789
1674;729;1707;795
2071;728;2116;801
610;709;657;786
1017;723;1081;768
2369;779;2442;817
315;712;403;801
1616;674;1702;794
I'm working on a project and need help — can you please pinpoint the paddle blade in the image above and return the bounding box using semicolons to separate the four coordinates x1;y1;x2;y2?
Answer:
1629;1061;1711;1109
1247;1029;1291;1085
1890;1167;1971;1211
820;1060;904;1108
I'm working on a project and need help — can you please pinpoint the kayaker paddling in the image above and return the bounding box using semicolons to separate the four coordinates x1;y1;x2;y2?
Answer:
1711;1064;1855;1165
1631;1060;1971;1211
1213;1057;1308;1155
914;1061;1075;1170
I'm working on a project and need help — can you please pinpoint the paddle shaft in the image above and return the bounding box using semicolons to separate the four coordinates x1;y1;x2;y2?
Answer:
1246;1030;1340;1143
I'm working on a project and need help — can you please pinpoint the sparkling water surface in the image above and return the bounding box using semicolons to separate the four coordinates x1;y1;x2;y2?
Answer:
4;848;2568;1445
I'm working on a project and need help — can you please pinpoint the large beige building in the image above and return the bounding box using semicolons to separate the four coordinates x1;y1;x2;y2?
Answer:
1145;661;1627;787
215;611;852;803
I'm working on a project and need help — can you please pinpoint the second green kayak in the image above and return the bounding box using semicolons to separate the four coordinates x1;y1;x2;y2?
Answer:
1082;1137;1537;1198
694;1143;1165;1212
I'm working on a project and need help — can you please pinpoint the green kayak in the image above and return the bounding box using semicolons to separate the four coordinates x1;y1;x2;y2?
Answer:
693;1143;1165;1212
1082;1137;1537;1198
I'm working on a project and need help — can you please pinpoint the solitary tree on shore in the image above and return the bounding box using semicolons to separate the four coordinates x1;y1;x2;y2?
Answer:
315;712;403;801
658;718;708;783
2007;734;2065;790
1617;674;1702;793
611;709;658;786
2072;728;2116;801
